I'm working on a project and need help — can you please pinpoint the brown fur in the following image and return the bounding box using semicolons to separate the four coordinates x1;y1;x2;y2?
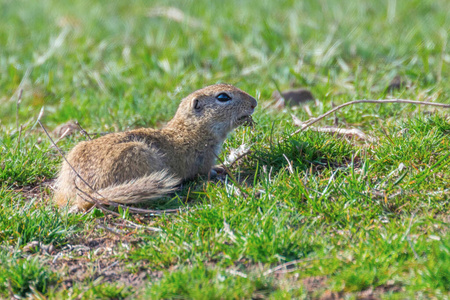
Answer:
53;84;257;212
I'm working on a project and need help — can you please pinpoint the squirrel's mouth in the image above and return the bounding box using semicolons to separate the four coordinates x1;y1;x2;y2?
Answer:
236;115;255;127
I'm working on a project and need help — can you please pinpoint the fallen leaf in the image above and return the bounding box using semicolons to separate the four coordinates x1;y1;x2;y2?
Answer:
387;75;407;92
272;88;315;108
52;120;78;138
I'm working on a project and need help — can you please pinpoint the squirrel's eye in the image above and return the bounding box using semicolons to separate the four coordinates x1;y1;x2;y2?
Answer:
216;93;232;102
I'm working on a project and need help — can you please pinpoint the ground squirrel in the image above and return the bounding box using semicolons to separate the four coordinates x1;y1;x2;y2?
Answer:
54;84;257;212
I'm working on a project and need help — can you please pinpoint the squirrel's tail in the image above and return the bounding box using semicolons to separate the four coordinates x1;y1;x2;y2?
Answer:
91;170;181;204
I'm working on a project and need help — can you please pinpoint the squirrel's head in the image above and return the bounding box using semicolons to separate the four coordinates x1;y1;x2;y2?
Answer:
170;84;258;140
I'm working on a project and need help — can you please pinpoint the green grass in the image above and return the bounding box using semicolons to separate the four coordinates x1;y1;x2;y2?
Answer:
0;132;56;186
1;0;449;298
0;189;81;247
142;264;303;299
0;252;58;297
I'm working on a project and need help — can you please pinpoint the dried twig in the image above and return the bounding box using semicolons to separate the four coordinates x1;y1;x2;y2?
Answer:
291;99;450;137
40;120;137;218
111;223;156;231
28;107;45;134
39;120;107;202
75;120;92;140
75;187;120;217
79;188;163;231
96;224;125;236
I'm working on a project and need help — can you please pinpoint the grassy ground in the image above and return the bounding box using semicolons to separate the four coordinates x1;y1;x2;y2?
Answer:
1;0;449;298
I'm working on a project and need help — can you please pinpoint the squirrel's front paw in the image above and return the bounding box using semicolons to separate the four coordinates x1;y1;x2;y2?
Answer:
209;165;226;178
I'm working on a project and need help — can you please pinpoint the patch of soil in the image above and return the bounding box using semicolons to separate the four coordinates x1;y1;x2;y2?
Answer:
319;290;342;300
356;284;403;300
302;276;328;292
52;258;163;289
273;273;403;300
316;283;404;300
48;234;162;289
13;178;54;201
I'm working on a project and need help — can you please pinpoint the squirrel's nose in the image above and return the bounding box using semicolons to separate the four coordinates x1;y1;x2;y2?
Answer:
250;97;257;109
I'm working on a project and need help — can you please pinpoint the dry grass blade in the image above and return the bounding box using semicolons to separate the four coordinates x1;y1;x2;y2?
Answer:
304;104;313;117
111;203;179;215
50;127;72;147
310;126;376;142
283;154;294;174
291;114;376;143
291;99;450;137
213;153;250;198
225;149;252;169
8;28;70;104
263;256;331;276
291;113;304;127
225;269;248;278
224;144;251;167
34;27;70;67
122;220;162;232
100;261;119;274
148;6;203;28
16;89;23;131
8;67;32;103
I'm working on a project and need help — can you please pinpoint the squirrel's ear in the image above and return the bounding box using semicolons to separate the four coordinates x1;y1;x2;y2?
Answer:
192;99;202;111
